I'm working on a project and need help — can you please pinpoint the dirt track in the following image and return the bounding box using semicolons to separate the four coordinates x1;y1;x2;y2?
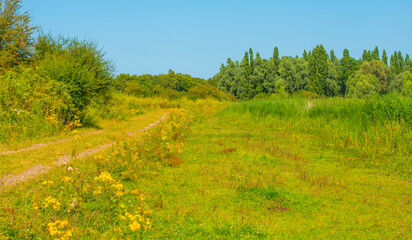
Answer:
0;113;167;188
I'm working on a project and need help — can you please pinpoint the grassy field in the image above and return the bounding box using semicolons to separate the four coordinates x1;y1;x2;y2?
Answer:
0;96;411;239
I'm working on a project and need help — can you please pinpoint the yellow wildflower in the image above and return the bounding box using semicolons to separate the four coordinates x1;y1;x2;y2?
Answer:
47;220;72;239
0;232;9;240
129;221;141;231
44;196;61;210
93;186;103;196
42;181;53;186
94;172;115;182
62;176;73;183
74;134;81;141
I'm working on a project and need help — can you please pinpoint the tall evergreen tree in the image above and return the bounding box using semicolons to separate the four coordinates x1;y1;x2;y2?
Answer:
397;51;404;70
241;51;251;99
250;52;264;95
249;48;254;73
382;50;388;65
338;49;358;95
372;46;380;60
405;54;412;69
343;49;350;58
390;51;400;74
273;47;280;74
303;49;308;61
308;45;328;95
362;50;370;62
330;49;338;63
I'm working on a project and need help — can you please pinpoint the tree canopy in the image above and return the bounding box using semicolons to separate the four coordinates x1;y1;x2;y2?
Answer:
213;45;410;98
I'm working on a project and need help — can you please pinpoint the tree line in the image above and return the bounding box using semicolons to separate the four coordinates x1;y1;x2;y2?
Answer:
112;71;235;101
212;46;412;99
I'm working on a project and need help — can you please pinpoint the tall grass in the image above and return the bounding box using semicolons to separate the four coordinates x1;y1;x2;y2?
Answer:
223;95;411;176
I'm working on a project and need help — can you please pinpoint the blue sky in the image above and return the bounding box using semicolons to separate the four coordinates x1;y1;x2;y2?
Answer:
22;0;412;79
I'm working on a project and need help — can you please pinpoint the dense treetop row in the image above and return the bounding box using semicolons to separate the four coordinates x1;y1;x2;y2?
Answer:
211;46;412;99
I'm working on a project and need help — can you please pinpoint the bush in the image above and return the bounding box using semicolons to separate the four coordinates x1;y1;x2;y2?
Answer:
0;67;73;142
35;35;114;116
347;72;379;98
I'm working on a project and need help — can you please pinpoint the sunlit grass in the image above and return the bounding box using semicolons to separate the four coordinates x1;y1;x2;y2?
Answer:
0;97;410;239
0;109;169;177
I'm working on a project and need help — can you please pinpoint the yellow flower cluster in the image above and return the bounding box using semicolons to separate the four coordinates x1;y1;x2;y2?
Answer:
44;114;59;125
129;221;141;231
94;171;115;182
44;196;61;210
42;180;53;185
124;211;152;232
93;186;103;196
65;115;82;131
93;172;124;198
0;232;9;240
74;134;81;141
47;220;73;240
62;176;73;183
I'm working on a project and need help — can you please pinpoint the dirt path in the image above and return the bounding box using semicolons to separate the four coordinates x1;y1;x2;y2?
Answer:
0;113;167;188
0;130;103;156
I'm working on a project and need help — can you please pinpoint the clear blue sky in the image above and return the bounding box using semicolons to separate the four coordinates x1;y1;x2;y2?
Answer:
22;0;412;79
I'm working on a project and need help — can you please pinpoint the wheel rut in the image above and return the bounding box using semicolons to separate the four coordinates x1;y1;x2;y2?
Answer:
0;113;167;188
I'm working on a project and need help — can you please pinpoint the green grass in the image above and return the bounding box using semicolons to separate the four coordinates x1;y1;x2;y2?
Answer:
0;97;410;239
134;103;409;239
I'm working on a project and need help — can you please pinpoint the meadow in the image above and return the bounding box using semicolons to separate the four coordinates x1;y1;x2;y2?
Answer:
1;1;411;238
1;95;410;239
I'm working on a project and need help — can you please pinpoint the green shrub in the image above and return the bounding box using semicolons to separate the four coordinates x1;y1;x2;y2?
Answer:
35;35;114;117
0;67;73;142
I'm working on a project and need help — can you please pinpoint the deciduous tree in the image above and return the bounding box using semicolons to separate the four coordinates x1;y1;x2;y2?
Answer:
0;0;38;71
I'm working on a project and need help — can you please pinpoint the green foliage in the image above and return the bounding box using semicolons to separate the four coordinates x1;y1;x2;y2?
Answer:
0;67;73;142
34;35;113;114
0;0;38;71
358;60;388;93
402;79;412;96
338;49;359;95
389;71;412;95
272;46;280;73
112;71;234;101
214;45;410;99
362;49;371;62
372;46;380;61
347;72;379;98
309;45;328;95
382;49;388;65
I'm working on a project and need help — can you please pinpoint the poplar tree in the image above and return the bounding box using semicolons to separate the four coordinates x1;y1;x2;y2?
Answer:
330;49;338;63
308;45;328;95
390;51;400;74
397;51;404;70
362;50;369;61
303;49;308;61
372;46;380;60
382;50;388;65
273;47;280;74
405;54;412;69
338;49;358;95
343;49;350;58
249;48;254;72
241;51;251;99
